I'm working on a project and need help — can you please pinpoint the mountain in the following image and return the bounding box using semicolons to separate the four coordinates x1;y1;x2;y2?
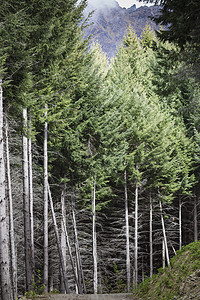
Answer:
84;1;161;57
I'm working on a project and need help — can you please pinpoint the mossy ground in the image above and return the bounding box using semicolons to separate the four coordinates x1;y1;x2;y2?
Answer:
133;241;200;299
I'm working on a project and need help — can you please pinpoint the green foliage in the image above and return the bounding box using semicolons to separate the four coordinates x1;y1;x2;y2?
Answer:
106;26;194;202
140;24;157;49
104;263;126;294
134;241;200;299
1;0;199;294
140;0;200;81
25;270;45;299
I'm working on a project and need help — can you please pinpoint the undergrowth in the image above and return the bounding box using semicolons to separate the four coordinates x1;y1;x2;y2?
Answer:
133;241;200;300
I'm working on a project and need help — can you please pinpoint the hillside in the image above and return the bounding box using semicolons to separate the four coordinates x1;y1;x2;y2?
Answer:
84;1;160;57
133;241;200;300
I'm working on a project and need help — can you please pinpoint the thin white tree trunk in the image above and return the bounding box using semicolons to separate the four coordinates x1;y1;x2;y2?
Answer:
159;200;170;267
124;169;130;292
162;239;165;269
61;188;81;293
22;107;33;291
75;261;79;294
28;114;34;273
149;192;153;278
71;190;85;294
72;194;82;293
43;106;48;292
179;197;182;250
63;216;81;292
194;197;198;241
92;177;98;294
60;188;67;294
48;184;70;293
0;80;12;300
5;115;17;300
134;181;138;285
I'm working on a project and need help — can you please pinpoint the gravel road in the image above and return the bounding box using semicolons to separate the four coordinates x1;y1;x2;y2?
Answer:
34;294;133;300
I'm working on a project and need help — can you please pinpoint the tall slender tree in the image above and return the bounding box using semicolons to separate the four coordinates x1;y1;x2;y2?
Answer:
0;79;13;300
43;106;48;292
5;114;18;299
22;107;34;291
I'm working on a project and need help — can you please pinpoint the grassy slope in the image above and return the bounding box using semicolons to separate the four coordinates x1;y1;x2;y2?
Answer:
133;241;200;299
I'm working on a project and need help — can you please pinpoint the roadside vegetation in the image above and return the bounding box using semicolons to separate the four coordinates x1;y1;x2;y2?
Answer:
133;241;200;299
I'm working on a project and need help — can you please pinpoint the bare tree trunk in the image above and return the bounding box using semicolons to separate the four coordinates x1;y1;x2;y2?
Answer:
179;197;182;250
49;277;54;293
134;181;138;285
28;113;35;275
71;190;85;294
159;200;170;267
92;177;98;294
62;188;81;293
60;188;67;294
43;106;48;292
63;218;81;292
194;197;198;242
162;239;165;269
149;192;153;278
48;184;70;293
22;107;33;292
71;193;82;293
0;80;13;300
5;115;17;300
124;169;130;292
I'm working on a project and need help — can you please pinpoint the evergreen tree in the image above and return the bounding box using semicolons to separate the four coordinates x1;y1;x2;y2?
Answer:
140;0;200;79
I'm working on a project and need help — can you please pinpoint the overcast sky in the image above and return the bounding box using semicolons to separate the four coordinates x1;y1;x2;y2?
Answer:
86;0;153;9
116;0;153;8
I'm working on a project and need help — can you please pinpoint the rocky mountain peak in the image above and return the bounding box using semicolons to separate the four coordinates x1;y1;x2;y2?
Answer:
84;1;160;57
127;4;136;13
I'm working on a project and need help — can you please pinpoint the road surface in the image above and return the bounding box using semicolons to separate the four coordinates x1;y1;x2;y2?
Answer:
34;294;134;300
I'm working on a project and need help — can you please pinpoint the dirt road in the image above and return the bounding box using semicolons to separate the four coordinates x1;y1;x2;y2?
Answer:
34;294;133;300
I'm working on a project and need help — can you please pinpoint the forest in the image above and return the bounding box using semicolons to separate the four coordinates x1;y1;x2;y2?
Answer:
0;0;200;299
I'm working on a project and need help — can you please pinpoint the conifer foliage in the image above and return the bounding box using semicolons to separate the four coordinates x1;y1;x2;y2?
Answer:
0;1;199;299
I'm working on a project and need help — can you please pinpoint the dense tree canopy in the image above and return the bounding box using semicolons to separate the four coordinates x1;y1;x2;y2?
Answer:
140;0;200;47
0;0;200;299
140;0;200;79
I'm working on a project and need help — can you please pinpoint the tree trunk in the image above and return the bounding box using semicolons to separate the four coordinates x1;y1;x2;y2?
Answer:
43;106;48;292
92;176;98;294
134;181;138;285
71;190;85;294
159;200;170;267
124;169;130;292
149;192;153;278
5;115;17;300
62;188;81;293
63;216;81;293
22;107;33;292
194;197;198;242
28;114;35;275
48;184;70;293
162;239;165;269
179;197;182;250
60;188;67;294
71;193;82;293
0;79;12;300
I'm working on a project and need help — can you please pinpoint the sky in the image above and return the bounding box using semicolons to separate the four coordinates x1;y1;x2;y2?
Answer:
116;0;153;8
86;0;153;9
